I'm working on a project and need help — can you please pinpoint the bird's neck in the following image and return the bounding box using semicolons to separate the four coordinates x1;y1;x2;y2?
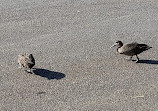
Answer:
117;45;123;51
118;45;123;48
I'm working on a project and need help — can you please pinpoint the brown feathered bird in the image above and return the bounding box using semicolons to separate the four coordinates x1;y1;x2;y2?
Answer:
18;53;35;72
111;41;152;62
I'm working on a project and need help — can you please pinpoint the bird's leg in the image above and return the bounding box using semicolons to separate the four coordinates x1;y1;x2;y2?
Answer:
136;55;140;63
125;56;133;61
27;69;31;72
25;69;32;73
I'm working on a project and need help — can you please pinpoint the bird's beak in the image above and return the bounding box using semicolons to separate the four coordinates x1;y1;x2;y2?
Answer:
110;44;116;48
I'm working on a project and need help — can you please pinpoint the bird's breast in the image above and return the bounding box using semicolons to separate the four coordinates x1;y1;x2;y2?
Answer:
118;48;135;56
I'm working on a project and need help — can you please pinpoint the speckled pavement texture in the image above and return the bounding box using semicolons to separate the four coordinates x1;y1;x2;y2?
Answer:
0;0;158;111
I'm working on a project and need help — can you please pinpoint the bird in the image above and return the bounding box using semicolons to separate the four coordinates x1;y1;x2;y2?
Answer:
18;53;35;73
111;41;152;63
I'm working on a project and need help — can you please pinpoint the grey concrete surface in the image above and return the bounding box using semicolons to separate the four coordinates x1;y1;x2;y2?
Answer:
0;0;158;111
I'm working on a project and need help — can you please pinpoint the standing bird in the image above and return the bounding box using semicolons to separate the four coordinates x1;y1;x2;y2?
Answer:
18;53;35;73
111;41;152;63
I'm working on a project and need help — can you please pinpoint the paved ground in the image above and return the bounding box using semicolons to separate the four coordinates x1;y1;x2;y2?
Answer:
0;0;158;111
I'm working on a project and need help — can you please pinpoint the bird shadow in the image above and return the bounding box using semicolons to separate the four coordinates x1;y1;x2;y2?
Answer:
32;68;66;80
137;60;158;65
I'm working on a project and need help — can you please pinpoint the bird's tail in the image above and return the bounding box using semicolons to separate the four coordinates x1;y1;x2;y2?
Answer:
138;44;152;51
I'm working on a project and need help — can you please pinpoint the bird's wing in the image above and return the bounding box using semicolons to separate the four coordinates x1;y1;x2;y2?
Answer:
120;42;138;53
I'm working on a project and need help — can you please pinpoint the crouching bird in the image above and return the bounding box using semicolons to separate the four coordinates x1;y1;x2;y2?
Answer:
18;53;35;73
111;41;152;63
